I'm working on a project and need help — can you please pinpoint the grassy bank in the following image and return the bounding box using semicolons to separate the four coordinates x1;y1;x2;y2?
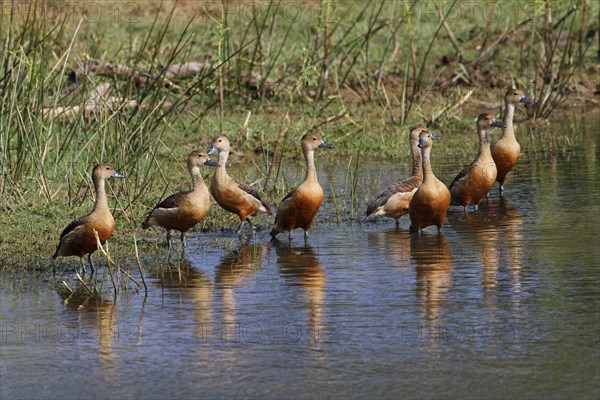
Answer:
1;0;598;268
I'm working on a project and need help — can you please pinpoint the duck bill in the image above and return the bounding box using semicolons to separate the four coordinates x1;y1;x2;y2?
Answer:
318;141;335;149
112;171;126;178
519;96;533;105
204;159;219;167
417;138;427;148
430;133;442;140
491;120;506;128
207;144;218;155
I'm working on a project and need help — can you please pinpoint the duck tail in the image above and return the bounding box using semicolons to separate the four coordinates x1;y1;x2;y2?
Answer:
52;242;62;259
142;214;152;229
263;202;272;215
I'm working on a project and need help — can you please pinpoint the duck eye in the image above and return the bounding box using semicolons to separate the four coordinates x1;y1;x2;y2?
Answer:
313;137;316;140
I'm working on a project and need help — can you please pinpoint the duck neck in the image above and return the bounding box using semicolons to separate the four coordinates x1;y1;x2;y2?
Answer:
216;150;229;180
191;167;206;191
92;177;109;213
421;146;434;183
411;140;423;179
304;149;318;183
502;103;516;139
478;127;492;158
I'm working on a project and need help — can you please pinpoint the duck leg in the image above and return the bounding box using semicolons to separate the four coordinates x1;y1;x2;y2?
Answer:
87;253;95;276
246;217;258;231
409;225;419;234
395;219;400;227
166;230;173;258
236;221;245;235
499;185;504;195
79;257;86;275
180;231;187;255
181;231;186;247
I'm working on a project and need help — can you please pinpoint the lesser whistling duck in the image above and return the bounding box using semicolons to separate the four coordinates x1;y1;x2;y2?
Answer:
449;113;504;211
270;133;334;240
142;150;218;254
208;134;272;234
491;88;532;194
52;164;125;274
409;130;451;232
364;126;426;226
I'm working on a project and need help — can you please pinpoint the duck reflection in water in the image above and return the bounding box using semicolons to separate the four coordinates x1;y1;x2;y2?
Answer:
215;241;268;326
448;196;524;305
57;287;121;373
367;228;412;268
480;196;525;304
273;240;326;331
411;233;452;324
150;259;214;327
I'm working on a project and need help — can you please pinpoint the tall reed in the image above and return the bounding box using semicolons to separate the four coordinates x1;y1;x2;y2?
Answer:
0;0;596;240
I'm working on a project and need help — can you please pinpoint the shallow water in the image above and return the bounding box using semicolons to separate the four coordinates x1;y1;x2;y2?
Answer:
2;116;599;399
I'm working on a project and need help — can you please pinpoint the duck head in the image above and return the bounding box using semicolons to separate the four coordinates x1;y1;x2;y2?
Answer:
505;88;533;105
409;125;428;145
302;133;334;151
477;113;505;130
208;134;231;155
188;150;219;169
417;130;442;149
93;164;125;181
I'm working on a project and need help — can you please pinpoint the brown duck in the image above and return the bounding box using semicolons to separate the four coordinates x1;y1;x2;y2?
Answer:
142;150;218;255
53;164;125;274
364;126;426;226
208;134;271;234
409;130;451;232
449;113;504;211
491;88;532;194
270;133;334;240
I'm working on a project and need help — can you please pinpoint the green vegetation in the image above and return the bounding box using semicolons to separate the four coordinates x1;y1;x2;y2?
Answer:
1;0;598;268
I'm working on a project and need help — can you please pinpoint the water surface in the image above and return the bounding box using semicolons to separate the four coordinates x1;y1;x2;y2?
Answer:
1;116;599;399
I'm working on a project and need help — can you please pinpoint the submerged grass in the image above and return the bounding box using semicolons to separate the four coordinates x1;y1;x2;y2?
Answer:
0;0;598;269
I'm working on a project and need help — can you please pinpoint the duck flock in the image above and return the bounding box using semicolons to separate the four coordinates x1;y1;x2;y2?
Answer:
52;88;532;273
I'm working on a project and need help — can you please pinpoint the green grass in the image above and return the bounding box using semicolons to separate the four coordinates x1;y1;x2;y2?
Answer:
0;0;598;268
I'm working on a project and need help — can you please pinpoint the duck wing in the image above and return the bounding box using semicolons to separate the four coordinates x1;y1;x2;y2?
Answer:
279;188;296;204
366;176;421;217
53;218;85;258
58;218;85;240
237;181;272;214
449;164;471;190
141;192;187;229
154;192;187;210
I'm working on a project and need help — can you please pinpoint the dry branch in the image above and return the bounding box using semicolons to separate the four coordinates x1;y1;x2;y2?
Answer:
429;88;474;124
162;61;215;79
